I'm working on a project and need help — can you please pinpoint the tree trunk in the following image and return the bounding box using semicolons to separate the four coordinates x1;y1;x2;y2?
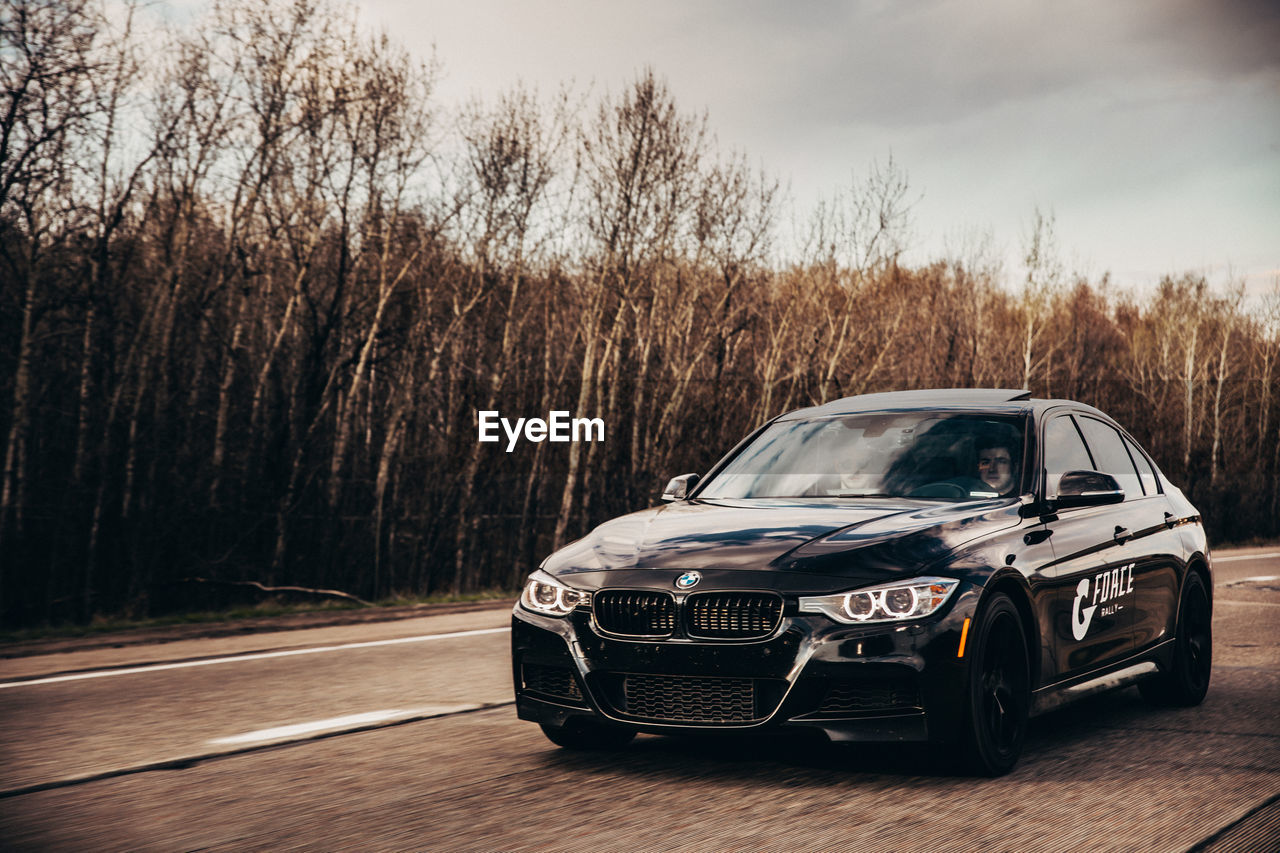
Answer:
554;279;607;549
72;300;97;486
1021;315;1035;391
453;264;524;592
1;266;37;539
0;264;37;618
373;406;408;600
210;287;247;503
1183;325;1198;475
1209;323;1231;488
329;269;403;508
628;297;655;497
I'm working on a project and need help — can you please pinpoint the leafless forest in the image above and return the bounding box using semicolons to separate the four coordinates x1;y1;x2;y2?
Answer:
2;0;1277;627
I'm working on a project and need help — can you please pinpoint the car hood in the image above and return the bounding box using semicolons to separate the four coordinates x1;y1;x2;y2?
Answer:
542;497;1022;593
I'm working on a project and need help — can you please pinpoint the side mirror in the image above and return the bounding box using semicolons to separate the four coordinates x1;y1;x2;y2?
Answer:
1051;470;1124;508
661;473;700;503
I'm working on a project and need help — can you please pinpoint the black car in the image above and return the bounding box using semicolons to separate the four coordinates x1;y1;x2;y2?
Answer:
511;389;1212;774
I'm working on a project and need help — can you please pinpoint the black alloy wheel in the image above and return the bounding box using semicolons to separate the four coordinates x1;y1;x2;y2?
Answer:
1139;570;1212;706
540;720;636;751
961;592;1030;776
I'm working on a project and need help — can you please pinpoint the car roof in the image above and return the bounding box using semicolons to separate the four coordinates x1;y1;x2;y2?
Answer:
778;388;1031;420
775;388;1115;422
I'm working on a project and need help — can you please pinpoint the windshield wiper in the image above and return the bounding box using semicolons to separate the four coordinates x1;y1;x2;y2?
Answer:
835;492;896;498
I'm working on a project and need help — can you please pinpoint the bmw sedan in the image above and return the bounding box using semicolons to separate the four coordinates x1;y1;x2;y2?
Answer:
511;389;1212;774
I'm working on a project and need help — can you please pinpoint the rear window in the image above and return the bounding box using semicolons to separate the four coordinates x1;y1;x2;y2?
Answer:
1122;434;1161;495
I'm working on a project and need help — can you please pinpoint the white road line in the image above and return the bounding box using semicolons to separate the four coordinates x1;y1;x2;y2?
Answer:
210;710;416;744
0;626;511;690
1215;552;1280;563
0;701;515;798
207;706;479;744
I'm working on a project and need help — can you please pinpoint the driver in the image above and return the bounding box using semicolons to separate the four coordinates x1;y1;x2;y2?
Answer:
835;446;867;492
976;437;1015;494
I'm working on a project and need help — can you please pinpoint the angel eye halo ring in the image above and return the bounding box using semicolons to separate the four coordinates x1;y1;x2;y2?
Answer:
519;571;591;617
799;577;958;624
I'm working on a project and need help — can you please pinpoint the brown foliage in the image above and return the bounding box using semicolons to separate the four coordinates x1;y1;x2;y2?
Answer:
0;0;1276;626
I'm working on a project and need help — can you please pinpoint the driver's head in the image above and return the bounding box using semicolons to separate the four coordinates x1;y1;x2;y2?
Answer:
976;438;1015;493
836;445;864;487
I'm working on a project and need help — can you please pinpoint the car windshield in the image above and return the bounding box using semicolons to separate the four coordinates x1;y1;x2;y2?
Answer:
698;412;1025;500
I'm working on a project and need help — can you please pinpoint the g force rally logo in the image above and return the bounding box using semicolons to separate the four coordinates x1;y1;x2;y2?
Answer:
1071;563;1136;641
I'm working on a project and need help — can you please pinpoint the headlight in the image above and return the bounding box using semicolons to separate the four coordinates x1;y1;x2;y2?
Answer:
520;571;591;617
798;577;959;624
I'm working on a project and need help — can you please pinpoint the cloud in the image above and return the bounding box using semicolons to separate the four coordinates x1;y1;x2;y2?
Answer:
354;0;1278;289
727;0;1280;131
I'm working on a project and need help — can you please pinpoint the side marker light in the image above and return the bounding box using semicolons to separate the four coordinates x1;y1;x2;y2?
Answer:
957;617;971;658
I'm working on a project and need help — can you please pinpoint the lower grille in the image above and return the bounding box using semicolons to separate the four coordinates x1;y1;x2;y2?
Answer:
521;663;583;703
686;592;783;639
621;674;757;723
593;590;676;637
817;678;921;715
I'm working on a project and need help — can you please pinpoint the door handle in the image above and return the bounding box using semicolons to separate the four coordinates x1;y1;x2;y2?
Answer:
1164;511;1176;529
1114;525;1131;544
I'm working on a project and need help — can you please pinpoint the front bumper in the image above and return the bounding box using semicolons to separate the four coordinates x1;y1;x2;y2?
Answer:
511;586;978;744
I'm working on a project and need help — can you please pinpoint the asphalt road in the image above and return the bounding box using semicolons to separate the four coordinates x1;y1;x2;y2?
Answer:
1;548;1277;852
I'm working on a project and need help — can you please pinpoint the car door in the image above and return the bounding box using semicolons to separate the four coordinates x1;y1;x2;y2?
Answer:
1074;419;1182;654
1038;412;1133;683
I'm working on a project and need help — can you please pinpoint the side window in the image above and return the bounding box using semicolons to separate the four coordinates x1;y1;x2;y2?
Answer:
1043;415;1094;497
1076;417;1143;498
1123;434;1161;495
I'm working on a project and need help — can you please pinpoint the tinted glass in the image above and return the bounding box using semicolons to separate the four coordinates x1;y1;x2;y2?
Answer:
698;412;1025;500
1123;434;1160;496
1044;415;1093;496
1076;416;1142;498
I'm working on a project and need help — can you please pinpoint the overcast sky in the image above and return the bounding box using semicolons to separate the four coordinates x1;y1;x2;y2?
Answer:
352;0;1279;296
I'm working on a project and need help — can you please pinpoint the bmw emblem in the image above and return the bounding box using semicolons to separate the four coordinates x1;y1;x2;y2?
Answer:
675;571;701;589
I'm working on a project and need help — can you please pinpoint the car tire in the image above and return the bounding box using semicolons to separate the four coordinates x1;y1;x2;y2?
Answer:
1138;570;1212;707
960;592;1030;776
540;720;636;750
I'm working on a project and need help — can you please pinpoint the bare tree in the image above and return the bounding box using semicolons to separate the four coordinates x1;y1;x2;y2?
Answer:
0;0;100;614
1207;283;1244;488
1019;207;1064;392
553;70;704;547
798;157;913;402
326;31;437;512
450;85;569;590
2;0;1276;626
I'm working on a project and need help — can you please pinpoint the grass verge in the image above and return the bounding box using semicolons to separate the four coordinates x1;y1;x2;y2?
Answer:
0;589;517;645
